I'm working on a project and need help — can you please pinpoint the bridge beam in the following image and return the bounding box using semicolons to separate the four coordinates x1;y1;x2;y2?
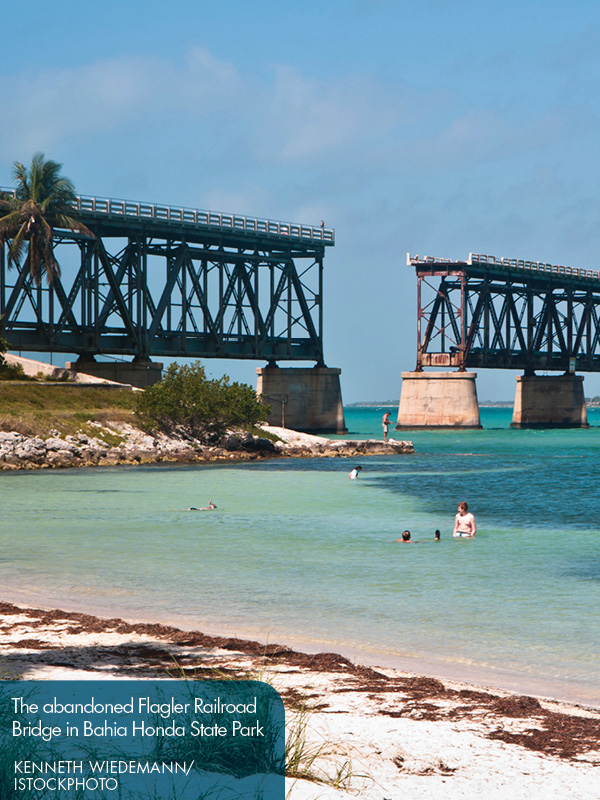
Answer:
256;366;347;434
511;374;589;428
396;371;482;429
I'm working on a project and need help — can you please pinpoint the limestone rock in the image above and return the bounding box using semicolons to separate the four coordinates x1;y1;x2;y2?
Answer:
45;437;80;454
0;422;414;471
0;431;23;444
47;451;76;467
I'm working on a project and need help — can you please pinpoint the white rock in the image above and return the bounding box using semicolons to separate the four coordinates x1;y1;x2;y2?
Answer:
0;431;23;444
45;438;79;454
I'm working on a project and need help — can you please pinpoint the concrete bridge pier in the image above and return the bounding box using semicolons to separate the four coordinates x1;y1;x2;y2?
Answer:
511;374;589;428
396;371;482;429
256;365;347;433
65;357;163;389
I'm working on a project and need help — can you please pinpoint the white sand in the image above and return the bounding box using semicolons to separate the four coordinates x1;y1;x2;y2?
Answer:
1;603;599;799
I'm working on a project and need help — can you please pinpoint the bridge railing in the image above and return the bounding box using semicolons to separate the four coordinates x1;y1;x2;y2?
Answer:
469;253;600;281
0;188;335;245
407;252;600;281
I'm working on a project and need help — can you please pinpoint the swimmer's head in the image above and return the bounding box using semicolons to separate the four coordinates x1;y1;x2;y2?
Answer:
434;529;441;540
401;530;411;542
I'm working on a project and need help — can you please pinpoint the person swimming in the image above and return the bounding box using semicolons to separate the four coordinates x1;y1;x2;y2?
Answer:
395;530;441;544
188;501;217;511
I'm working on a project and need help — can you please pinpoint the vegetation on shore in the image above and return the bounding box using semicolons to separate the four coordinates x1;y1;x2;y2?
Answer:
0;382;136;439
0;360;271;445
346;400;397;407
0;338;25;381
135;361;270;441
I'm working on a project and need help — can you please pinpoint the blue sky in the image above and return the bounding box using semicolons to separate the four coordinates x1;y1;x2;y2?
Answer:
3;0;600;401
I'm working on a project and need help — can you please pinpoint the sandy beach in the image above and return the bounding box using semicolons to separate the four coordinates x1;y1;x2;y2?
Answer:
1;601;599;799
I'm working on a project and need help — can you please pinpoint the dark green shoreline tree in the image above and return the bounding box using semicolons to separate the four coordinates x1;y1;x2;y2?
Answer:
136;361;271;440
0;152;93;286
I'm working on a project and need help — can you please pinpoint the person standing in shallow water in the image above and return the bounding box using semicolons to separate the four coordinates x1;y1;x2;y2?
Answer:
349;466;362;479
453;501;476;538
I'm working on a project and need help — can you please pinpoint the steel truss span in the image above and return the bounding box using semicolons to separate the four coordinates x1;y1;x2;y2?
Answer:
0;198;331;363
408;252;600;373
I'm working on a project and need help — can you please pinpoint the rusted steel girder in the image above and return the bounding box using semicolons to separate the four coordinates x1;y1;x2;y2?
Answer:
408;253;600;373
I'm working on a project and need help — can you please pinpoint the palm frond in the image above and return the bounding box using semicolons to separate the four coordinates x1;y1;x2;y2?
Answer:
0;210;22;241
7;223;28;269
51;212;94;238
12;162;30;203
0;192;19;214
28;153;49;204
26;246;42;286
39;215;60;284
32;153;76;209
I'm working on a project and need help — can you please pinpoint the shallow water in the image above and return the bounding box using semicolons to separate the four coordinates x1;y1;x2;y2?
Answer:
1;407;599;706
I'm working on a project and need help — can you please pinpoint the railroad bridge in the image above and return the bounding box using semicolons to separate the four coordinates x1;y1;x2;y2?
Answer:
0;191;346;432
399;252;600;428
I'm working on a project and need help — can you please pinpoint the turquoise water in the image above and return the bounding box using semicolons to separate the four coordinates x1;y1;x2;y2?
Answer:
1;406;599;706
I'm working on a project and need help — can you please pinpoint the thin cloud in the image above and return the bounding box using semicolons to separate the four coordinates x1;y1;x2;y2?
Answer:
255;66;405;164
400;108;571;171
0;42;595;220
0;47;243;155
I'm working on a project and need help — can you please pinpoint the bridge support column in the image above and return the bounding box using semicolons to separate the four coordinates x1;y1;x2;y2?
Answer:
65;358;163;389
511;374;589;428
256;366;347;434
396;371;482;429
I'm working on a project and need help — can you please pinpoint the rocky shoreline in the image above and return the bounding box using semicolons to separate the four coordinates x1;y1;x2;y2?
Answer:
0;422;414;470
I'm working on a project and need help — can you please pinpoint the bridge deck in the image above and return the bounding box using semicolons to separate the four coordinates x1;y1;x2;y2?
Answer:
1;189;334;250
408;252;600;286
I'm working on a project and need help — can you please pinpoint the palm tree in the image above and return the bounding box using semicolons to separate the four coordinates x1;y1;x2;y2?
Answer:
0;153;93;285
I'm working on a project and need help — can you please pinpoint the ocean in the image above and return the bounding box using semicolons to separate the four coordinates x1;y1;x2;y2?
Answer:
1;406;599;706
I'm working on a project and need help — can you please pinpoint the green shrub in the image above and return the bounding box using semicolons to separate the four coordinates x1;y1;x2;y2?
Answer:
135;361;271;440
0;338;27;380
0;363;25;380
